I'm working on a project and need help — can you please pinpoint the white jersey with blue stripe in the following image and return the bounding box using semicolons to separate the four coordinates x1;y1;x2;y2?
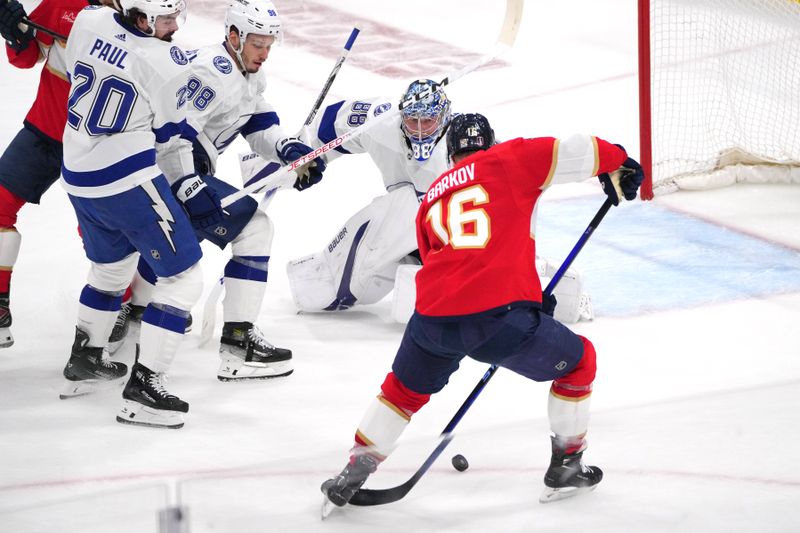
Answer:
158;43;288;181
61;7;194;198
307;97;449;194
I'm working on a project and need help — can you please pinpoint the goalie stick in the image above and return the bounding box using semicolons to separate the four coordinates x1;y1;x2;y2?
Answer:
199;27;361;346
223;0;524;209
346;197;614;507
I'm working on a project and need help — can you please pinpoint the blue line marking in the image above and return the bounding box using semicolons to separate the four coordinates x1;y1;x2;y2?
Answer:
536;196;800;317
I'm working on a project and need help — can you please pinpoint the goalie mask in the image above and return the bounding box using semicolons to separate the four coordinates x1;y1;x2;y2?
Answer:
446;113;495;162
400;79;451;162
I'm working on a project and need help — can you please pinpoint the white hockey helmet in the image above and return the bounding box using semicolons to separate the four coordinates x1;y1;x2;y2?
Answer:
225;0;282;46
119;0;186;32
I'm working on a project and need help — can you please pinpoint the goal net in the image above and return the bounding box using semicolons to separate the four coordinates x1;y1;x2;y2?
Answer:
639;0;800;198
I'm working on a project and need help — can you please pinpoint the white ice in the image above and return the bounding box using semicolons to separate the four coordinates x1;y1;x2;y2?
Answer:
1;1;798;532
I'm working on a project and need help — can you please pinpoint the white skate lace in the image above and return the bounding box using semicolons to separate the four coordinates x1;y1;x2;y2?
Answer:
247;325;276;349
99;349;118;369
114;303;131;327
147;372;173;398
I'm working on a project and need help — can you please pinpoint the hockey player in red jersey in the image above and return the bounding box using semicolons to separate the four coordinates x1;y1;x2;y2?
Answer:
321;113;645;507
0;0;115;347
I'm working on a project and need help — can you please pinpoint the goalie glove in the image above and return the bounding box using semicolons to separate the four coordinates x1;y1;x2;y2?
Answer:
276;137;327;191
598;147;645;206
171;175;224;230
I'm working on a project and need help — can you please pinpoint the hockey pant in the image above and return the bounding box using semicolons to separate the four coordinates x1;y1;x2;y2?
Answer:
132;208;273;325
287;185;420;312
352;310;597;459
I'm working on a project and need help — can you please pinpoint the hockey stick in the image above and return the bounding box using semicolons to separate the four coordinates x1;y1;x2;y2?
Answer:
21;17;67;41
221;0;524;209
348;196;615;506
198;27;361;346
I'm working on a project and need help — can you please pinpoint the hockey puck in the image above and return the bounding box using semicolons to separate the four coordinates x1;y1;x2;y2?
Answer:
451;454;469;472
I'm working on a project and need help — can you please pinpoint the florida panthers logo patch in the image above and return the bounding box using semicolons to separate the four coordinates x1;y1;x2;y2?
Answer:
213;56;233;74
170;46;188;65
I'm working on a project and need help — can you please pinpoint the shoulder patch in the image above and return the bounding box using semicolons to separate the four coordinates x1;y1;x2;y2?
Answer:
170;46;189;66
213;56;233;74
374;102;392;116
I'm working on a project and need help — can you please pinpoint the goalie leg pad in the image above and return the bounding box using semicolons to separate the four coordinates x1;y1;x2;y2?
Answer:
286;253;338;312
390;264;421;324
289;187;420;312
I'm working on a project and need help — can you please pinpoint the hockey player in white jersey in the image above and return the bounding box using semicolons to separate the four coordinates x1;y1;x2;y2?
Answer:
118;0;322;381
241;80;594;324
59;0;221;429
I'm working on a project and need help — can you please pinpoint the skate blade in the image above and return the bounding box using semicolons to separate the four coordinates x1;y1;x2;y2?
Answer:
539;484;597;503
59;377;125;400
321;494;337;520
217;360;294;381
0;328;14;348
116;400;185;429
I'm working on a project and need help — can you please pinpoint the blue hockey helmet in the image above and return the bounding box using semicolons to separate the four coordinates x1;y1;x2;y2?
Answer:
446;113;495;162
400;79;451;162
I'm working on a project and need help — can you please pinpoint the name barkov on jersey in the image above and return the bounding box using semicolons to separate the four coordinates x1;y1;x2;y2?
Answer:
426;163;476;202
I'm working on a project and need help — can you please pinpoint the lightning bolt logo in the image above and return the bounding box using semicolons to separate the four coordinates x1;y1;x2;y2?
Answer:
141;181;177;254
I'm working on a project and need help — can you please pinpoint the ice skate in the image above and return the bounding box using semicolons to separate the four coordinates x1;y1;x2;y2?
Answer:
218;322;293;381
540;438;603;503
0;292;12;348
116;360;188;429
321;454;379;515
60;327;128;399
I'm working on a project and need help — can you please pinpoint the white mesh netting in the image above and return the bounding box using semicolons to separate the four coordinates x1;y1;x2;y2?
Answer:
650;0;800;193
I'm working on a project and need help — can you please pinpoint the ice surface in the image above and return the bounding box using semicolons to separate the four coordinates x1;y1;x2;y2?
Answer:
1;1;798;531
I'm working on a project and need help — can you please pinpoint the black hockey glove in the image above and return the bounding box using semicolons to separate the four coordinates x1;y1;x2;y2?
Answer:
598;146;645;206
0;0;34;52
541;292;557;317
171;175;224;230
277;137;327;191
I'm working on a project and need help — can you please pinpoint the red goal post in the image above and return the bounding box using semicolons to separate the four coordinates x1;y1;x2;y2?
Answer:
638;0;800;199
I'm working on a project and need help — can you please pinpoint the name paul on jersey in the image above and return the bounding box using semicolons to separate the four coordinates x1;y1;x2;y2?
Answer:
426;163;476;203
89;38;128;69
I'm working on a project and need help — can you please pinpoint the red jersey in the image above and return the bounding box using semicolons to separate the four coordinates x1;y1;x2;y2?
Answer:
5;0;88;142
414;135;626;317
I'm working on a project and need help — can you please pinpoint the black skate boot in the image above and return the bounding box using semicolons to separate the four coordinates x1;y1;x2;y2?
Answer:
107;303;132;355
540;437;603;503
321;454;379;511
117;358;189;429
60;327;128;399
218;322;293;381
0;292;12;348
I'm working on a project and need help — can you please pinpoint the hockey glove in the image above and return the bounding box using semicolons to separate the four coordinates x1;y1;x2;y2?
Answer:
171;175;224;230
276;137;327;191
598;151;645;206
0;0;33;52
542;293;557;317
